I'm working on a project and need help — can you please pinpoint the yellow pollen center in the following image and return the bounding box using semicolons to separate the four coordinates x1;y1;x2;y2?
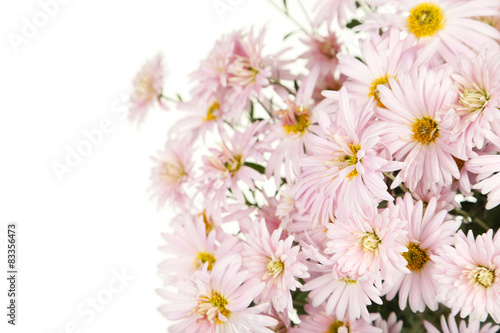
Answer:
327;320;350;333
283;106;311;135
267;259;285;278
224;154;243;174
335;143;362;179
204;101;220;122
411;117;439;144
402;243;429;271
368;75;394;108
162;162;186;183
469;266;496;288
198;291;230;324
407;3;445;38
198;210;214;235
136;73;158;102
458;87;489;113
361;232;381;252
340;276;357;284
194;252;216;271
453;156;465;172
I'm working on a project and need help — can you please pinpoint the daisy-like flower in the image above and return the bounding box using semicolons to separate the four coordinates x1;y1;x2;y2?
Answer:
228;27;290;109
312;0;357;27
300;29;341;74
433;229;500;323
291;303;382;333
374;312;403;333
157;257;278;332
451;47;500;153
199;121;269;207
294;87;403;225
300;243;383;322
360;0;500;63
326;205;409;282
425;314;500;333
383;194;460;312
377;66;461;192
129;53;167;124
468;153;500;210
243;221;309;313
172;88;229;144
266;66;320;186
158;214;242;283
150;139;193;208
338;28;420;108
190;31;240;99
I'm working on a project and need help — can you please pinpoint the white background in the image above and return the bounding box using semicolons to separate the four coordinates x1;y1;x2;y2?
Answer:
0;0;295;332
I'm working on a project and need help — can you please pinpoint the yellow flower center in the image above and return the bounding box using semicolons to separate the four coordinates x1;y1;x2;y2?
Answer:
452;156;465;172
469;266;496;288
162;162;186;183
361;232;381;252
224;154;243;174
402;243;429;271
340;276;357;284
136;73;158;102
267;259;285;278
283;106;311;135
407;3;445;38
458;87;489;114
204;101;220;122
411;117;439;144
198;210;215;235
368;75;394;108
194;252;216;271
335;143;362;179
327;320;350;333
198;291;230;324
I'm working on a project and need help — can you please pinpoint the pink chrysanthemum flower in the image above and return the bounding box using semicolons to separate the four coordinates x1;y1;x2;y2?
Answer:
158;214;242;283
300;244;383;322
199;121;268;206
301;29;341;73
433;229;500;323
338;28;421;108
129;53;167;124
157;257;278;332
468;154;500;210
312;0;357;27
227;27;290;109
266;66;320;186
294;87;403;224
172;88;229;144
326;205;409;282
243;221;309;313
377;66;461;192
190;31;240;99
150;139;193;208
374;312;403;333
411;182;460;212
360;0;500;63
383;194;460;312
291;303;382;333
451;47;500;152
425;314;500;333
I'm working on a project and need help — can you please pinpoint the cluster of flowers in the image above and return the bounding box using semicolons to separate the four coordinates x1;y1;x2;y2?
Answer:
129;0;500;332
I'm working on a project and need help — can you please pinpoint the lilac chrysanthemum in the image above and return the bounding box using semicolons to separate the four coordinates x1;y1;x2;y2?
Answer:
157;257;277;332
377;66;461;192
425;314;500;333
326;205;409;282
433;229;500;323
295;87;403;225
243;221;309;313
383;194;460;312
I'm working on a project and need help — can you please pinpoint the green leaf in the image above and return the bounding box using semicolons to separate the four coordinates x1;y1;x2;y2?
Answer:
346;19;361;29
244;162;266;175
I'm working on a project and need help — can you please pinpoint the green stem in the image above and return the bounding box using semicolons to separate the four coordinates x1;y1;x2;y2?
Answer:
265;0;308;32
383;172;408;193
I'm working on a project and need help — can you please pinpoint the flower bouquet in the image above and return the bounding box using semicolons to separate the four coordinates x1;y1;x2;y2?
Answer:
129;1;500;332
